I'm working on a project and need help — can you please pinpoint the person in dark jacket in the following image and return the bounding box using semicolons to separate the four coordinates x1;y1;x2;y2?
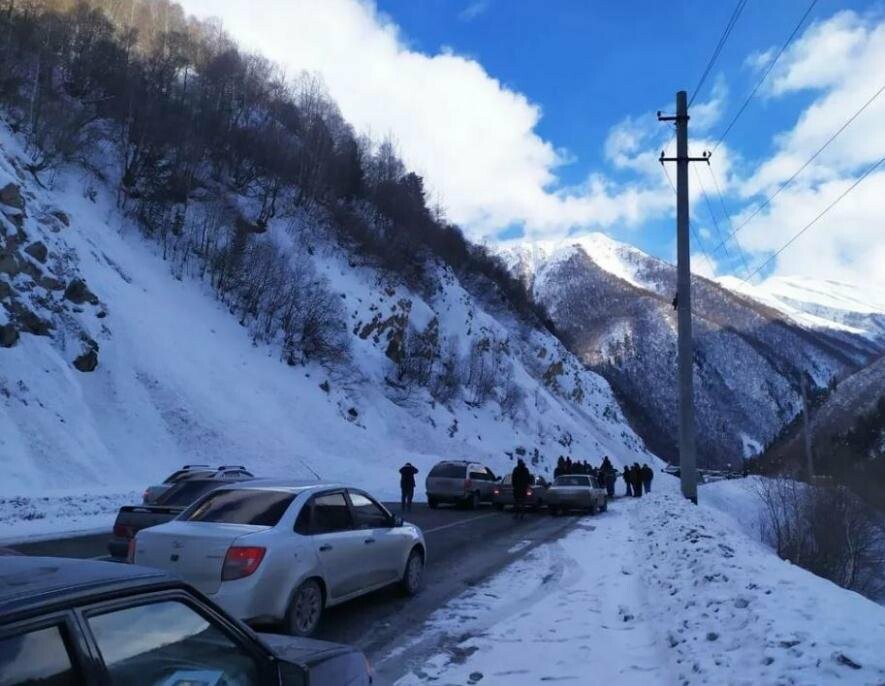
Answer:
632;463;643;497
511;459;531;520
623;467;633;497
641;464;654;493
554;456;566;478
600;456;616;498
399;462;419;512
565;457;573;474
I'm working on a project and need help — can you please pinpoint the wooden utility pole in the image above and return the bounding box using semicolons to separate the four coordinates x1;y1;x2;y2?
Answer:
658;91;710;504
800;376;815;479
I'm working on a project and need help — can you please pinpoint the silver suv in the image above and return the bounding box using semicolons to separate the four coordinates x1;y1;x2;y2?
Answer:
426;460;499;509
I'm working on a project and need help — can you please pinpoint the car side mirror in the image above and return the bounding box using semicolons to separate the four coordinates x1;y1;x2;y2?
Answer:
392;514;404;527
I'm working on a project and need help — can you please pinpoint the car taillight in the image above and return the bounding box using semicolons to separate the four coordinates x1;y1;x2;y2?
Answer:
113;524;130;539
492;488;500;496
526;488;533;497
127;538;136;564
464;478;472;490
142;490;151;503
222;546;266;581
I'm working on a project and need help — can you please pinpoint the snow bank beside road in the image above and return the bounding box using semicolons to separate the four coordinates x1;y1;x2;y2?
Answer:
394;493;885;685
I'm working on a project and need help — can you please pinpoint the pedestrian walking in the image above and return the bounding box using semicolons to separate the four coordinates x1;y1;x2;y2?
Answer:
641;464;653;493
511;459;531;520
632;463;643;497
399;462;419;512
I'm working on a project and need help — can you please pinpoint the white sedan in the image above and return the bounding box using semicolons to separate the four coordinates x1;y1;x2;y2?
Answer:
132;480;426;636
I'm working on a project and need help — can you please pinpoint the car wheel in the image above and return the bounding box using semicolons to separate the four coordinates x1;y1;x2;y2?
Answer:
400;548;424;596
428;498;439;509
589;502;598;515
286;579;324;637
467;492;480;509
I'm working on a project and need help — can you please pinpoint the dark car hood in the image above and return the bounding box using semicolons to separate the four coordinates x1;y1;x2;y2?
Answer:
258;632;354;666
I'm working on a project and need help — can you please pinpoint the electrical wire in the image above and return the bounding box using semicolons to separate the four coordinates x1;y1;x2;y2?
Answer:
711;83;885;253
661;163;718;276
689;0;750;106
713;0;819;152
706;164;753;279
744;154;885;282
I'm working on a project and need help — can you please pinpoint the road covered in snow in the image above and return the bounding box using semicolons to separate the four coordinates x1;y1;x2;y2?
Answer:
385;492;885;686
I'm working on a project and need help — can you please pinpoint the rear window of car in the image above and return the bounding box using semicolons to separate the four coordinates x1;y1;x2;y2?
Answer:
554;475;590;487
183;489;295;526
156;480;219;507
429;463;466;478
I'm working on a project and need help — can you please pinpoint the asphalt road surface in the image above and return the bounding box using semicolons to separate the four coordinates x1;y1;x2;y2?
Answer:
11;502;583;683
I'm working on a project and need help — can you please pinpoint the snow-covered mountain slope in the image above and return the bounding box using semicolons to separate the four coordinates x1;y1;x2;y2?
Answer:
499;235;885;468
719;275;885;340
0;123;659;537
390;493;885;685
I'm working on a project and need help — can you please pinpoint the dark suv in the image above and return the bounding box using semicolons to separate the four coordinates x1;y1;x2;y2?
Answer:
0;556;371;685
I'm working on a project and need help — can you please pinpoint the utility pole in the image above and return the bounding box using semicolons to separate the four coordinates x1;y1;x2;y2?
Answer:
658;91;709;504
800;376;814;480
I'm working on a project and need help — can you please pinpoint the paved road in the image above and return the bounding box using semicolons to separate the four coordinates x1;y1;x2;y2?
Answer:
11;502;583;683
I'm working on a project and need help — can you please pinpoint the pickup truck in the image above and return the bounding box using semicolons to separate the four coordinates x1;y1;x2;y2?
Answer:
108;477;251;559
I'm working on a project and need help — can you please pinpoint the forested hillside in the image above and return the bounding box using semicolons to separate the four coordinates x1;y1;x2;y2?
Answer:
0;1;658;533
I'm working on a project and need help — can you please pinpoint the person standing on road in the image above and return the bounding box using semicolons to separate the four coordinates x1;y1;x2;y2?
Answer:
565;457;573;474
623;466;633;497
641;464;653;493
632;463;643;497
399;462;419;512
554;457;565;478
511;459;531;520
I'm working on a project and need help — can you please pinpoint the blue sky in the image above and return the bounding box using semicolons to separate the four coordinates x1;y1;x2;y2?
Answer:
377;0;871;266
181;0;885;288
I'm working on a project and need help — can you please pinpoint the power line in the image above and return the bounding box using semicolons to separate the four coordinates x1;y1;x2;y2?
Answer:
693;164;730;256
689;0;750;106
744;154;885;281
662;163;717;275
711;83;885;253
706;163;753;279
714;0;819;152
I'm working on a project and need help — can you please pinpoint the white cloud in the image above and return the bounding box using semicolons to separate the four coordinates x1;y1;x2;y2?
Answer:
459;0;491;22
732;10;885;290
177;0;672;241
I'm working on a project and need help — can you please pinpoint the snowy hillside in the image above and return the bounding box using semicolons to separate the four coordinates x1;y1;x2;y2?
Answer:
719;275;885;340
499;235;885;468
0;122;658;538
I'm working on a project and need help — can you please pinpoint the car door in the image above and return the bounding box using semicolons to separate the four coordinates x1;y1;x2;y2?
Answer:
471;466;497;500
306;491;367;601
80;593;274;685
347;490;402;586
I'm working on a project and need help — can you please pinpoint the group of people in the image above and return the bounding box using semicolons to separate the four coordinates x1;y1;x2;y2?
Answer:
554;455;653;498
397;456;656;514
623;462;654;497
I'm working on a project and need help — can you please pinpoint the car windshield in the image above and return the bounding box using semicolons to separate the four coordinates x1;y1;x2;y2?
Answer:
554;476;590;487
182;489;295;526
156;480;220;506
429;463;466;478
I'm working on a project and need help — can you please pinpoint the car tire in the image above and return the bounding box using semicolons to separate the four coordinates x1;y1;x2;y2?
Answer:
428;498;439;509
589;502;598;515
286;579;324;637
400;548;424;596
467;492;480;510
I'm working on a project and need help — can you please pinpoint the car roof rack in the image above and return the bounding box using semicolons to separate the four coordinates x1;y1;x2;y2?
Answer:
217;465;248;470
182;464;211;469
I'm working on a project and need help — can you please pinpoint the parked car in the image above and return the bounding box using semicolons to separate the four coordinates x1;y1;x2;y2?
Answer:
109;473;254;559
0;556;372;685
492;474;549;511
425;460;499;509
143;465;255;504
546;474;608;515
132;480;426;637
